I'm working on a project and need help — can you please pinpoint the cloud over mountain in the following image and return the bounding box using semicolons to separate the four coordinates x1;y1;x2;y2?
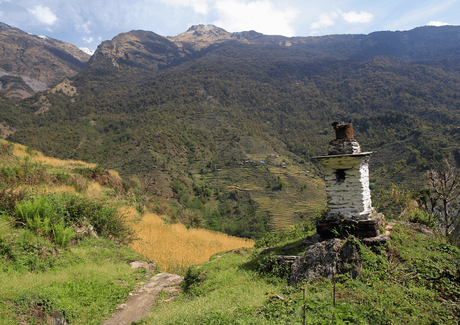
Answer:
28;5;57;25
213;0;299;36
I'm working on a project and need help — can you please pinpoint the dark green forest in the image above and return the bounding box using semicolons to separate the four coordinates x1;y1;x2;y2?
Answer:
3;25;460;239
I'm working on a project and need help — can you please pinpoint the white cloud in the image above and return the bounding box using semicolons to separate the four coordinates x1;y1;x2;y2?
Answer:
310;12;337;30
76;21;91;34
28;5;57;25
158;0;210;14
82;35;102;46
82;36;94;43
382;0;456;31
213;0;299;36
427;20;450;26
342;11;373;24
310;8;373;33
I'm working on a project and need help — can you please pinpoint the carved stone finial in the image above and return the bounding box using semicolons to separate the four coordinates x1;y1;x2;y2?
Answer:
331;121;354;140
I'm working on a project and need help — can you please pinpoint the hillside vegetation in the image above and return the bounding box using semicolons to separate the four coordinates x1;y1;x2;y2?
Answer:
0;140;253;323
3;25;460;238
1;140;459;324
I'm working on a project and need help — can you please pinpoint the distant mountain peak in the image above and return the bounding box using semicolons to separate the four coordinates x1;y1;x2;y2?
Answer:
170;25;233;51
185;25;230;38
79;47;94;56
0;22;12;31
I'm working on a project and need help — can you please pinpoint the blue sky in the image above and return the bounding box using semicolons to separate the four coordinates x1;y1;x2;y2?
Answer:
0;0;458;51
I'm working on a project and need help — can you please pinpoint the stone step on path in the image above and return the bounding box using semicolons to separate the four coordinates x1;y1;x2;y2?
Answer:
102;273;184;325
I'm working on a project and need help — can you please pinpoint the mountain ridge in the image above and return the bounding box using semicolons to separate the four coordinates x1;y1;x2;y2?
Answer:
84;24;460;76
0;22;91;99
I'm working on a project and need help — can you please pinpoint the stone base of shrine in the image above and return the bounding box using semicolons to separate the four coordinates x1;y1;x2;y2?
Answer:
316;212;385;239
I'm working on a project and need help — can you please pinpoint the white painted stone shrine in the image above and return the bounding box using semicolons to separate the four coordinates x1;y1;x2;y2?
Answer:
314;122;384;239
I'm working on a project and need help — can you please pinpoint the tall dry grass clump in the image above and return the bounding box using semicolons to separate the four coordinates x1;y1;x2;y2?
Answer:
130;213;254;273
85;182;105;200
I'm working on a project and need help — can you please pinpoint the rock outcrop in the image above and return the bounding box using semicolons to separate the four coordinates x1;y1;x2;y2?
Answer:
290;238;360;285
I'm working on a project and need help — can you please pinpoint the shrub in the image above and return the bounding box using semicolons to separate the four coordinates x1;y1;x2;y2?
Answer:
0;229;67;272
15;198;76;247
50;194;133;243
182;266;206;295
52;220;76;247
14;290;59;324
74;165;123;193
176;208;204;228
14;194;133;244
405;210;439;229
257;251;290;281
15;197;54;226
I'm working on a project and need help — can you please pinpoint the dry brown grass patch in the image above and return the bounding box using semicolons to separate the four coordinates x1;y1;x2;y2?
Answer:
130;213;254;273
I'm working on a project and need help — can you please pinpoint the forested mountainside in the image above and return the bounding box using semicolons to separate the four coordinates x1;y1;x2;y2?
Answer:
0;23;90;100
2;24;460;238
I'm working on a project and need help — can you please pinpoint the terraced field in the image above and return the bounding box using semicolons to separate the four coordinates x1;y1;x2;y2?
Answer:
204;160;326;231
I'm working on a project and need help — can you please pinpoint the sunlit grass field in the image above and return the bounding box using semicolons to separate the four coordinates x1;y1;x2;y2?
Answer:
10;141;95;168
130;212;254;273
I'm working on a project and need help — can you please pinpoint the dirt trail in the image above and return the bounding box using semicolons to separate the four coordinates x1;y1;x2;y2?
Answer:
102;273;183;325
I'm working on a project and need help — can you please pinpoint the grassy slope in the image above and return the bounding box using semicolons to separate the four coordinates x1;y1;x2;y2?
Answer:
1;140;459;324
142;222;460;324
0;140;254;323
0;140;148;324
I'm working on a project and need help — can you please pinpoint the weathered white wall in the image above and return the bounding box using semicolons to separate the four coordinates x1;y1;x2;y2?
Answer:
318;154;373;219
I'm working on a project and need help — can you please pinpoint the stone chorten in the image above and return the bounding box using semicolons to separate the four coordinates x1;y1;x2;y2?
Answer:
313;122;384;239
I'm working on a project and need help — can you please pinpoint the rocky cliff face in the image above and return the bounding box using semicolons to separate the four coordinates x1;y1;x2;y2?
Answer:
86;30;183;71
0;22;91;100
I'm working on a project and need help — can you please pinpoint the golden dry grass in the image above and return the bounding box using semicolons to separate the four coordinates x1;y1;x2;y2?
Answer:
7;140;94;168
119;206;141;220
33;155;95;168
108;169;121;179
130;213;254;273
85;182;105;200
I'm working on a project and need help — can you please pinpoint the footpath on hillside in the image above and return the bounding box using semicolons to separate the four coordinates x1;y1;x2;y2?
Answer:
102;272;183;325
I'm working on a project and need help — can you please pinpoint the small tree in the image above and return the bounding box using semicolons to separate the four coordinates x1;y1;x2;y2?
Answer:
416;188;438;224
425;161;460;237
276;176;285;190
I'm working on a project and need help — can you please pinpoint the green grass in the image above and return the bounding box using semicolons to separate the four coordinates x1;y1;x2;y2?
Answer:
140;251;285;324
0;219;151;324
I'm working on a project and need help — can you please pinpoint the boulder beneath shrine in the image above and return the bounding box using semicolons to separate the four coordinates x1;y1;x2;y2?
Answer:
290;238;361;286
